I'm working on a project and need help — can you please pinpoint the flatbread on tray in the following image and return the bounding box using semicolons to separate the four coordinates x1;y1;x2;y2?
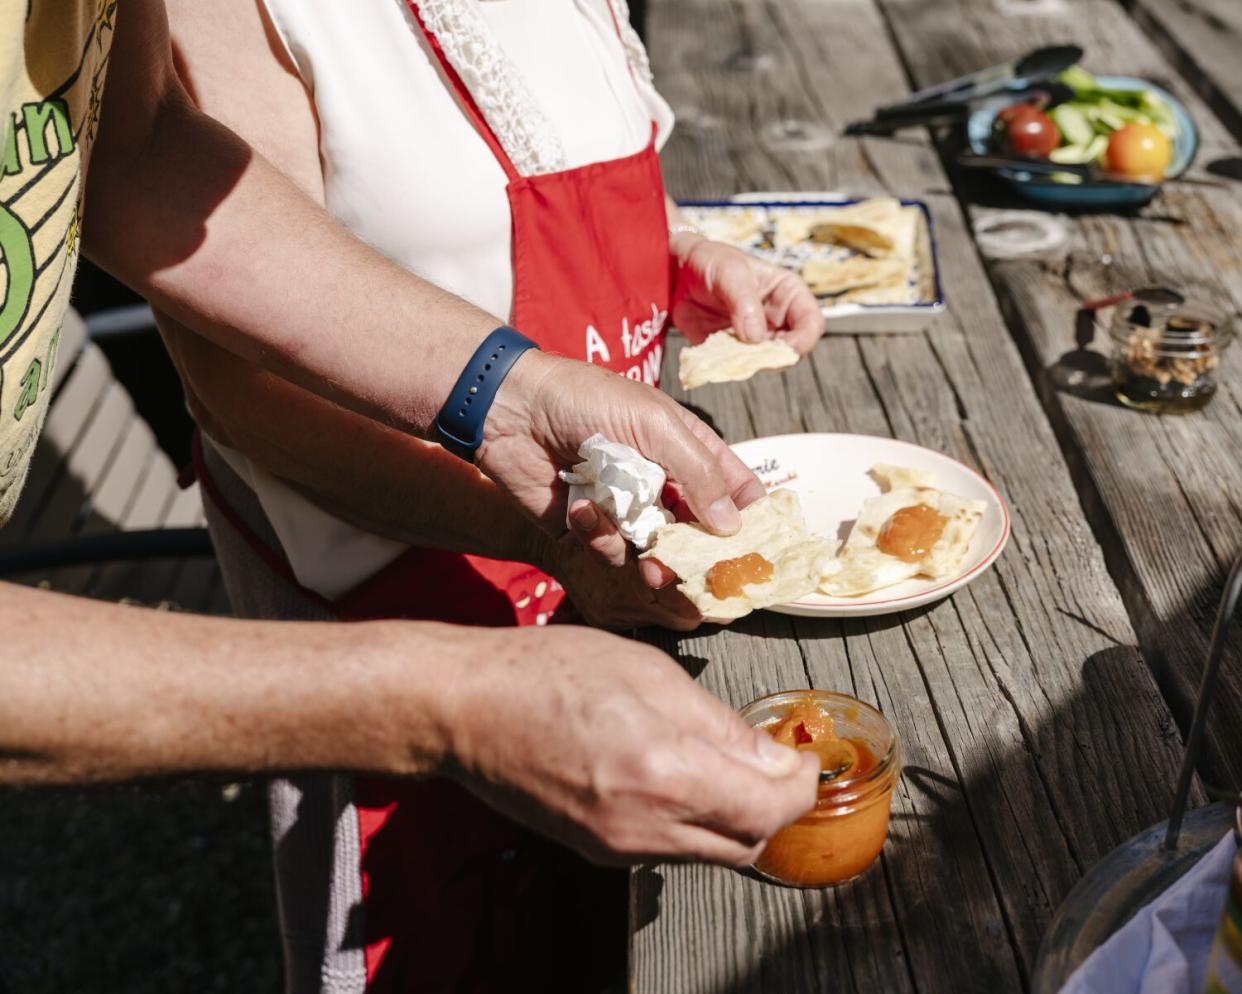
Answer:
773;208;837;249
810;198;918;259
800;256;906;297
837;272;913;305
696;207;765;245
640;489;835;619
678;331;800;389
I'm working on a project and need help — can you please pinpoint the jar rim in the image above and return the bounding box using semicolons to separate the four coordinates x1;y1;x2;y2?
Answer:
1109;302;1236;345
739;689;901;794
1110;315;1235;361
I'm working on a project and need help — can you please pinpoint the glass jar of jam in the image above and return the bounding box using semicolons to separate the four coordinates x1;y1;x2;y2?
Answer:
740;690;900;888
1109;293;1234;414
1204;804;1242;993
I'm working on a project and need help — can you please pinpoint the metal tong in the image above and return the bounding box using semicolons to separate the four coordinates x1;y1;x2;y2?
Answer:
844;44;1083;136
955;150;1155;186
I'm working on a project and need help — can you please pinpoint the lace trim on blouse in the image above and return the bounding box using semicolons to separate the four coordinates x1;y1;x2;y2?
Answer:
410;0;658;176
604;0;655;86
413;0;568;175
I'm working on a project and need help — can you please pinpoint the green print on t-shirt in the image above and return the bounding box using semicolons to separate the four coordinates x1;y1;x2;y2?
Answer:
0;200;33;348
0;0;114;523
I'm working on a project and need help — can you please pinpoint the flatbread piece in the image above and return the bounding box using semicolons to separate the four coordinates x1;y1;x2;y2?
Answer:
641;489;835;619
800;256;906;297
810;198;917;259
678;331;800;389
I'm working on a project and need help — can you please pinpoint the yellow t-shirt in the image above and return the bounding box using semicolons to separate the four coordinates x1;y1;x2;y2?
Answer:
0;0;114;524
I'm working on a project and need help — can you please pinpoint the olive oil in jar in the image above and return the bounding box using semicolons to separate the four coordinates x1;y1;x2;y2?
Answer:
1109;295;1234;415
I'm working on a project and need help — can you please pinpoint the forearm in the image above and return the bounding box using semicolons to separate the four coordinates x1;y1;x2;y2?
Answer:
160;320;545;563
83;21;494;437
0;583;459;785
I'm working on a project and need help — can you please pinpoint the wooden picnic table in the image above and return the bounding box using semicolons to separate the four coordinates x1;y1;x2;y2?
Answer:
631;0;1242;990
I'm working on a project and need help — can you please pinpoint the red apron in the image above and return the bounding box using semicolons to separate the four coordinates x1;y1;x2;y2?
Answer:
194;4;671;990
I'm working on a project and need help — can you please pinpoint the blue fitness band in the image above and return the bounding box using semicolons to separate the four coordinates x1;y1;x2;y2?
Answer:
434;326;539;462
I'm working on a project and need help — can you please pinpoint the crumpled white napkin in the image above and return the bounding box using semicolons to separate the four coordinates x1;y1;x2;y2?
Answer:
1059;830;1238;994
558;433;673;550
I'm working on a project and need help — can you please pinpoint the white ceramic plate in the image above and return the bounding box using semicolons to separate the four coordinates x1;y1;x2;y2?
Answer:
730;433;1010;618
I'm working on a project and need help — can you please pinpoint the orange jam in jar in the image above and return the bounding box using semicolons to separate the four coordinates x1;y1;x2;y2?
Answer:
705;552;774;599
877;503;947;563
740;690;901;888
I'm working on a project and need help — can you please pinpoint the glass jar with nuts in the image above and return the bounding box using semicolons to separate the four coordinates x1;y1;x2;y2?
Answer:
1108;293;1235;414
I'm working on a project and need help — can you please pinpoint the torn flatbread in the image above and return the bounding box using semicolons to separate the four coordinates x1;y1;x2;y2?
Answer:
811;199;918;259
871;464;935;490
641;489;835;619
819;465;987;597
800;256;907;297
837;272;914;306
678;331;800;389
773;209;838;249
695;208;765;246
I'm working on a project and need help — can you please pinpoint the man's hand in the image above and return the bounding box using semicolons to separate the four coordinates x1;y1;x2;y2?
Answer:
536;514;701;631
670;234;825;355
478;352;765;565
443;626;819;866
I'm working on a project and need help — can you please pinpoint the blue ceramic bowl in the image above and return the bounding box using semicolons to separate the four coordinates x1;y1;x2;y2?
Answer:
966;75;1198;208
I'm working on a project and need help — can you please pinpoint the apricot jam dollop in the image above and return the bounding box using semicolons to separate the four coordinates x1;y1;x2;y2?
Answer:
768;703;859;777
877;503;947;563
705;552;773;599
746;693;900;888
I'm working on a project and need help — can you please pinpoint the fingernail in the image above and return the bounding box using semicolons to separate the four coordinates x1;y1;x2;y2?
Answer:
707;497;741;533
571;501;599;532
754;731;801;776
745;313;766;340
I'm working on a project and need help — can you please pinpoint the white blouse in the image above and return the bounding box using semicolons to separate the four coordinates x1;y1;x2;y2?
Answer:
214;0;674;598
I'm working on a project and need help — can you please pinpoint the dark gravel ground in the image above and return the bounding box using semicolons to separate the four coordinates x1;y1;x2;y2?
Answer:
0;778;281;993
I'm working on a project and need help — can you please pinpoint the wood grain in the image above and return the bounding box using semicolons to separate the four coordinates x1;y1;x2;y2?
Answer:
1127;0;1242;147
872;0;1242;790
2;339;221;612
632;0;1200;990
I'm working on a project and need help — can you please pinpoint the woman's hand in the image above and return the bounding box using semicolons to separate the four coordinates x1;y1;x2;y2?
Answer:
670;233;825;354
480;352;765;565
535;500;702;632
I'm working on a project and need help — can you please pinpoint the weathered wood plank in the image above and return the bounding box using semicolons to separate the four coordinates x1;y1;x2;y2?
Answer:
872;0;1242;790
85;445;184;606
1;337;220;611
51;413;160;595
17;378;131;550
1127;0;1242;146
635;0;1199;990
165;483;225;615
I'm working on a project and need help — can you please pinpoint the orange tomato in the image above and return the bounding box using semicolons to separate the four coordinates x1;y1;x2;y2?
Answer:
1105;122;1172;181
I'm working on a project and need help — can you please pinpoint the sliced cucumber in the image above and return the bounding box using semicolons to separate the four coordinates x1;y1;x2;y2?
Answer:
1085;104;1127;131
1051;104;1094;146
1057;65;1097;95
1049;134;1108;164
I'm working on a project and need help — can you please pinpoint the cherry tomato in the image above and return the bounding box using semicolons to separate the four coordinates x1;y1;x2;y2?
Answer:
997;104;1024;125
1105;122;1172;181
1003;105;1060;158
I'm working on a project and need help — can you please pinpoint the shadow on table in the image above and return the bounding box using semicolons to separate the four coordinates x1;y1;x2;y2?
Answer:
1046;347;1117;407
1206;157;1242;183
1040;304;1120;408
631;641;1197;993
